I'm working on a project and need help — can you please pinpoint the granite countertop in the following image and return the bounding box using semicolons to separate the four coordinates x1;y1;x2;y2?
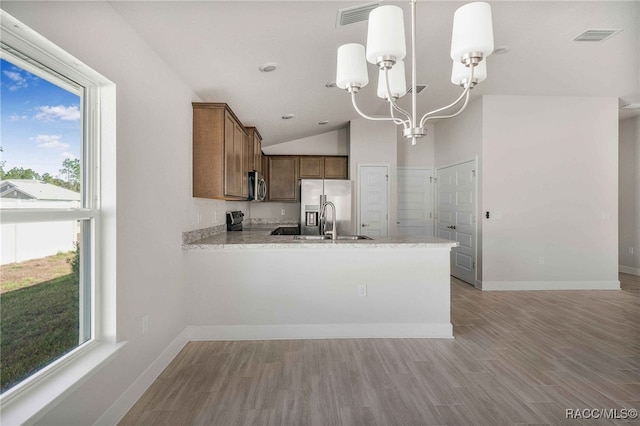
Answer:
183;226;459;250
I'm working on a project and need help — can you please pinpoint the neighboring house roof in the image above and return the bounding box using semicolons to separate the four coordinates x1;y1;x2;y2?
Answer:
0;179;81;201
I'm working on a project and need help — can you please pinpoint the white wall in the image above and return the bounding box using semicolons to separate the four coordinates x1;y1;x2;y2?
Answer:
397;124;435;168
481;96;619;290
248;201;299;223
619;116;640;274
262;128;348;156
434;98;483;168
2;2;196;424
349;119;399;235
185;246;453;338
434;98;484;282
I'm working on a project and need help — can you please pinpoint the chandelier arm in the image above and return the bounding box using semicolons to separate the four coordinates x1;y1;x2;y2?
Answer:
419;65;475;127
419;82;471;127
422;90;471;124
390;102;411;128
351;92;400;123
384;68;411;127
389;102;409;126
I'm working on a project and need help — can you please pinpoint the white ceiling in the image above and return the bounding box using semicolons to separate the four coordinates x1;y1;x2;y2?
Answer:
109;1;639;146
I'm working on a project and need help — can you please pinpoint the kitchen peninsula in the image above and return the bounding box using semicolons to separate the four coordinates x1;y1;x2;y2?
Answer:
183;228;458;340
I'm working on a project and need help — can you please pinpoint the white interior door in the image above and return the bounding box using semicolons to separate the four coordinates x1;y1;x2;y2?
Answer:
437;160;477;285
359;166;389;237
397;167;434;236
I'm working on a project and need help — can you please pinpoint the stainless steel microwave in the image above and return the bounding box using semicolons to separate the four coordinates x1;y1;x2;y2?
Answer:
248;171;267;201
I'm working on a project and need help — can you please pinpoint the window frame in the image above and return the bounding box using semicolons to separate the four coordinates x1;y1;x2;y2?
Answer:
0;10;121;425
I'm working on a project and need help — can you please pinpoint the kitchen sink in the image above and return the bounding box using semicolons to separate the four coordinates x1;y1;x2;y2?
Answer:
337;235;373;240
293;235;372;241
293;235;330;240
270;226;300;235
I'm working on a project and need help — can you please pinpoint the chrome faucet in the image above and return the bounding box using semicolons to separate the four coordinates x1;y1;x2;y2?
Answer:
319;201;337;240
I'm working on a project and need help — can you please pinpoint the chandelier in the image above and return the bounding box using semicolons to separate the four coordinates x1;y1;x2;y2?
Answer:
336;1;494;145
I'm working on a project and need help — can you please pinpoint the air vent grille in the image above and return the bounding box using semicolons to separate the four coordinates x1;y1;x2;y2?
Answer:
407;84;427;94
336;2;380;27
622;103;640;110
572;29;622;42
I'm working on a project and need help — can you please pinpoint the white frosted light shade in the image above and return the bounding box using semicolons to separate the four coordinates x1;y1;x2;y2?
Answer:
450;2;494;62
366;5;406;65
377;61;407;99
451;60;487;86
336;43;369;90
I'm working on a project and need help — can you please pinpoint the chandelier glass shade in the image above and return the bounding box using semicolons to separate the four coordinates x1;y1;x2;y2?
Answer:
336;1;494;145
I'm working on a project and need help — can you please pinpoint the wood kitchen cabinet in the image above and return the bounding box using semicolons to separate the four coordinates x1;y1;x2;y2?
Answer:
299;156;324;179
245;127;263;174
298;155;348;179
192;103;248;200
323;156;348;179
268;156;299;201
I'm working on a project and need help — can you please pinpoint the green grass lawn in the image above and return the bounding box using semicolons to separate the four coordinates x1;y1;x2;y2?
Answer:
0;273;79;392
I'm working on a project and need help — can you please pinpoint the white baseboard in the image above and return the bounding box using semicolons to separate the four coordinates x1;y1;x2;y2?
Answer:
93;330;189;426
481;280;620;291
619;265;640;276
185;323;454;341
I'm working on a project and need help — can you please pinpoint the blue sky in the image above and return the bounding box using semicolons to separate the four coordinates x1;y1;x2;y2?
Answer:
1;57;80;177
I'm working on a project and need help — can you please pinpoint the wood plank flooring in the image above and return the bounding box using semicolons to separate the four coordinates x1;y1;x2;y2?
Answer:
620;273;640;290
120;275;640;425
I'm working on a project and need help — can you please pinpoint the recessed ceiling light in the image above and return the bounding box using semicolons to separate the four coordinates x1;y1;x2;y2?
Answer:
282;114;294;120
259;62;278;72
325;82;337;88
493;45;511;55
318;120;329;125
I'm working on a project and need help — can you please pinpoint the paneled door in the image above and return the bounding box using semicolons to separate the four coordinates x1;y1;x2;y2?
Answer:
397;167;434;236
437;160;477;285
359;166;389;237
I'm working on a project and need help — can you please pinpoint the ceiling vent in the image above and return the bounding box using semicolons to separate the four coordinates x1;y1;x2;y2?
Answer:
407;84;427;94
572;29;622;42
622;103;640;110
336;2;380;27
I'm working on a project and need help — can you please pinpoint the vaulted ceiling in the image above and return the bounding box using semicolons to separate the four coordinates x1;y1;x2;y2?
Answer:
109;1;640;146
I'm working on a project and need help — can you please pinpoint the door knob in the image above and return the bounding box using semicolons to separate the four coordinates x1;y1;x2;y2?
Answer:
362;223;370;227
446;225;456;230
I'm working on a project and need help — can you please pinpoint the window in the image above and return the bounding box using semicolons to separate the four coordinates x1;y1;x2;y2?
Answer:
0;49;95;394
0;12;117;422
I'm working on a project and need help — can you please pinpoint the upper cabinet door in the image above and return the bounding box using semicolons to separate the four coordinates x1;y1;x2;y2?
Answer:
224;112;245;198
324;156;348;179
299;156;324;179
268;156;299;201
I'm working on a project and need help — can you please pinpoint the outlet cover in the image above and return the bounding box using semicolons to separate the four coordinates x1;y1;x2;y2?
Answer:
142;315;149;334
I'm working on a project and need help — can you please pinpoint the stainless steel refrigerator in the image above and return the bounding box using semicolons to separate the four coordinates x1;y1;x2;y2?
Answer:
300;179;353;236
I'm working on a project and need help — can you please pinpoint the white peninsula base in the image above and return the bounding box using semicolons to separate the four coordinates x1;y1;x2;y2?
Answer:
184;242;456;340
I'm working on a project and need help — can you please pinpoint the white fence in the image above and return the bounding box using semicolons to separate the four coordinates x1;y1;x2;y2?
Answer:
1;199;80;265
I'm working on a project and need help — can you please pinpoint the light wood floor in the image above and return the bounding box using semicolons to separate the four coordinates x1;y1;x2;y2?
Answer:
620;272;640;290
120;275;640;425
